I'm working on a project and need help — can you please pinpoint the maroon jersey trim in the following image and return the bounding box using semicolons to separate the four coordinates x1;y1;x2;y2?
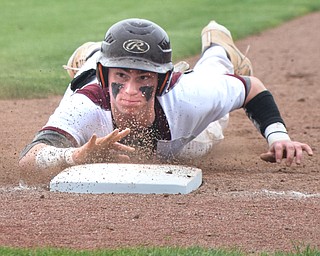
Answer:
76;83;111;110
41;126;78;146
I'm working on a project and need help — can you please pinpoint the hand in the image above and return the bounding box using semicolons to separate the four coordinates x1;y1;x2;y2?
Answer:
72;128;135;164
260;140;313;166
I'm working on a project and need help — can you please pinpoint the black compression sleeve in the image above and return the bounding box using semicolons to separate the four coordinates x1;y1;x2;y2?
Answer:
244;90;285;135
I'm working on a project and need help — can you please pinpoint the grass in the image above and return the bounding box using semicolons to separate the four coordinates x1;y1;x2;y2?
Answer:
0;247;244;256
0;0;319;99
0;244;319;256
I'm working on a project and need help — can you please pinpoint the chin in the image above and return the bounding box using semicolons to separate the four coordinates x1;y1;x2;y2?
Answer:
120;108;141;117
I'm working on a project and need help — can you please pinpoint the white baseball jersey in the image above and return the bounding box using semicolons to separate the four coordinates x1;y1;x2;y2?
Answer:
40;46;247;159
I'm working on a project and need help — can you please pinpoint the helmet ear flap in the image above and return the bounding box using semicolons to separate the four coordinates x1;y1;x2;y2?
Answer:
156;71;173;96
96;63;109;89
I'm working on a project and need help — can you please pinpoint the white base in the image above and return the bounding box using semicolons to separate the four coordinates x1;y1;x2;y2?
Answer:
49;163;202;194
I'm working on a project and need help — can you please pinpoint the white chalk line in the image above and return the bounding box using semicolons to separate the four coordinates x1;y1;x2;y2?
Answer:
227;189;320;199
0;181;319;199
0;180;39;193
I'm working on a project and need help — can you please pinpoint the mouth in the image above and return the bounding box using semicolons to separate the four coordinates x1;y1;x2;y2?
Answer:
119;98;141;107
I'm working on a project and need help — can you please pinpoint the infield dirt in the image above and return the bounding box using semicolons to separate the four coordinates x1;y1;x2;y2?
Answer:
0;12;319;254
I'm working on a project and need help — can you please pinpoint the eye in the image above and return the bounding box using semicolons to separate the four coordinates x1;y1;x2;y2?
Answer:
139;73;156;82
116;72;128;80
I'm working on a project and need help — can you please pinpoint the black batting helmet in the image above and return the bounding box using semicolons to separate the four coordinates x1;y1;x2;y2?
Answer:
96;18;174;95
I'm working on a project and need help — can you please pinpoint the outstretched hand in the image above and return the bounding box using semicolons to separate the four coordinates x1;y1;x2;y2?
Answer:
260;140;313;166
72;128;135;164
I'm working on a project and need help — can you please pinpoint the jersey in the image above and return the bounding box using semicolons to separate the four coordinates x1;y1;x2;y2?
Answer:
21;45;248;160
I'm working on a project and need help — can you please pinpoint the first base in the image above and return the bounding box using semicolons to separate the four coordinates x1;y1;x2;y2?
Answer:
49;163;202;194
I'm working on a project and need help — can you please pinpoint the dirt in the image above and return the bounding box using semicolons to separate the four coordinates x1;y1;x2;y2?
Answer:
0;12;319;254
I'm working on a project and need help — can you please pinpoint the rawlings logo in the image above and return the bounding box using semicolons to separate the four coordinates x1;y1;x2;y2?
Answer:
123;39;150;53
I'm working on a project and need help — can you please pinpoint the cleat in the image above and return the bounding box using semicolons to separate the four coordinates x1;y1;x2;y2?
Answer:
201;21;253;76
64;42;101;78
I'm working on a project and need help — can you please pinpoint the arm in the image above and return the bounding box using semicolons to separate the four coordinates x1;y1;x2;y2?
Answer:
19;129;135;171
243;76;313;166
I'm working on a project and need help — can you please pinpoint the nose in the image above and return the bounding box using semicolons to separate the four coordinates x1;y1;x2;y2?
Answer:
123;80;139;95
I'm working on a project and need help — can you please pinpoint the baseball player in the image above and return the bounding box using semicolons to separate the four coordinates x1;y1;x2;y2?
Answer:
19;18;313;171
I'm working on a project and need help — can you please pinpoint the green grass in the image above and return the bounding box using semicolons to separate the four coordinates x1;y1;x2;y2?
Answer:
0;247;241;256
0;244;319;256
0;0;319;99
0;246;245;256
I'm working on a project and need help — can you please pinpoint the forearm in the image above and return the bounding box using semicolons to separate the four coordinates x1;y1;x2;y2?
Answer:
243;76;266;105
19;129;134;170
19;143;76;170
243;77;291;145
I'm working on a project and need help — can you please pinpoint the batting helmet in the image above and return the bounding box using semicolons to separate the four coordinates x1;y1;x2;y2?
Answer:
96;18;174;95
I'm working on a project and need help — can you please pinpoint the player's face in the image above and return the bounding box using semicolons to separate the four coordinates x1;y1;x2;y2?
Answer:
108;68;158;116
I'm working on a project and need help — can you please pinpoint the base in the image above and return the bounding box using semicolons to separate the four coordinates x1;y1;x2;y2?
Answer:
49;163;202;194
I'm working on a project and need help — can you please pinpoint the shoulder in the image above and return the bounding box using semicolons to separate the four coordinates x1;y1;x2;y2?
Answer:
164;72;184;93
75;83;111;110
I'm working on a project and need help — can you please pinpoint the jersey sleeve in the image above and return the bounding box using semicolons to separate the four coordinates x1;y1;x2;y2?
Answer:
43;92;113;146
158;70;246;141
19;129;76;159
